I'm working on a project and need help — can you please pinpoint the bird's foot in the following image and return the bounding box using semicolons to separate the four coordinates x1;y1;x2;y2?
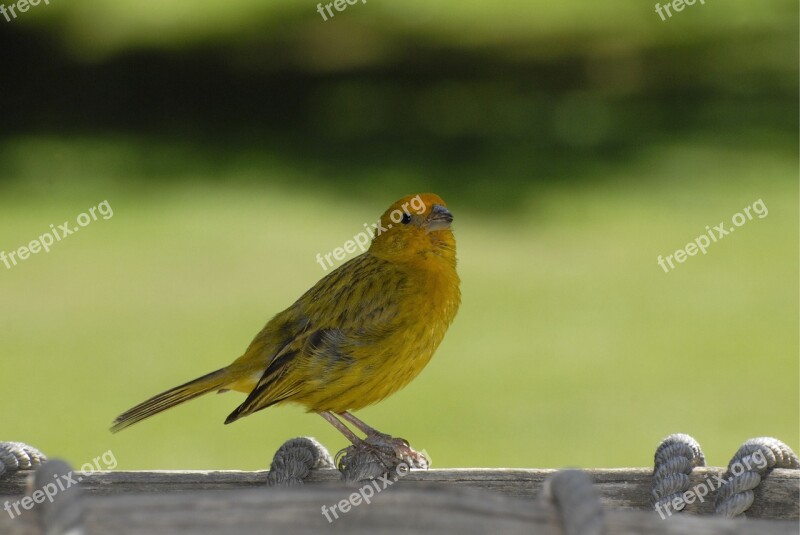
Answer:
336;434;428;482
364;433;429;470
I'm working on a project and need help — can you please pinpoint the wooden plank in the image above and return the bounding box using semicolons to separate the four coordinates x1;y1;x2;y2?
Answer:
0;485;797;535
0;468;800;535
1;467;797;530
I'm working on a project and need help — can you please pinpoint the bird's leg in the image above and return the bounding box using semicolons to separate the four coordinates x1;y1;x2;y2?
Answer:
319;411;429;470
339;411;392;440
319;411;362;444
339;411;429;469
320;411;390;471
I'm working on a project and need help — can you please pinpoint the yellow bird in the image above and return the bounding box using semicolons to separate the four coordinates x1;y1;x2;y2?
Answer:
111;193;460;464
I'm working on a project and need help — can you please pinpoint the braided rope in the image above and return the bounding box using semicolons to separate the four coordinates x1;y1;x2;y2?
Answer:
714;437;800;518
267;436;416;484
268;433;798;524
266;437;334;487
543;469;605;535
337;445;398;484
0;441;47;478
651;433;705;515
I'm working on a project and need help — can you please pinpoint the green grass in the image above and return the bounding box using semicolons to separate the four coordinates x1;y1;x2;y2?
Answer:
0;138;797;470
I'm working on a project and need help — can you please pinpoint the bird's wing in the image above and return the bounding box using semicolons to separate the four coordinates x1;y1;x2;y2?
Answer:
225;255;407;423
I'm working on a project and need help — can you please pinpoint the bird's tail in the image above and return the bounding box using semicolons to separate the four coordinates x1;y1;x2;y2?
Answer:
110;368;229;433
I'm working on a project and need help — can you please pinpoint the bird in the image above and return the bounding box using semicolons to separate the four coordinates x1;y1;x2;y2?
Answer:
111;193;461;467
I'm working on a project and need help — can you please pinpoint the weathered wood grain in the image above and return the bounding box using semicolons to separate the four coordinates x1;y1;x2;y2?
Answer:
3;468;797;519
0;485;797;535
1;467;797;534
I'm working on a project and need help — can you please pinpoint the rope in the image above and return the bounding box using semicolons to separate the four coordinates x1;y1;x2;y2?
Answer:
337;444;399;484
542;469;605;535
651;433;705;514
0;441;47;478
266;436;412;484
35;460;85;535
266;437;334;487
268;433;798;524
714;437;800;518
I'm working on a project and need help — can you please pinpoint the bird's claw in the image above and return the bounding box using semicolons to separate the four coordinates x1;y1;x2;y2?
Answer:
336;434;429;478
385;436;428;469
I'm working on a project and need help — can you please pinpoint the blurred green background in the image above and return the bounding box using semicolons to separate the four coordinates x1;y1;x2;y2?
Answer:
1;0;797;470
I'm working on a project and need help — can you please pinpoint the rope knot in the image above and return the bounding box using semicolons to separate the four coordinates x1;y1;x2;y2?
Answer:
266;437;334;487
651;433;705;511
0;442;47;478
715;437;799;518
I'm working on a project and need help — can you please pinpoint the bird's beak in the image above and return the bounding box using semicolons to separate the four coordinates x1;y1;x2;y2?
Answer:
424;204;453;233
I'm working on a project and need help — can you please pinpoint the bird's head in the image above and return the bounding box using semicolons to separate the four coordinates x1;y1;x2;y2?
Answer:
369;193;456;265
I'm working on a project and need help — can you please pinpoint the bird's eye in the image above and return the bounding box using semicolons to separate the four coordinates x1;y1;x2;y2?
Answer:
401;213;412;224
